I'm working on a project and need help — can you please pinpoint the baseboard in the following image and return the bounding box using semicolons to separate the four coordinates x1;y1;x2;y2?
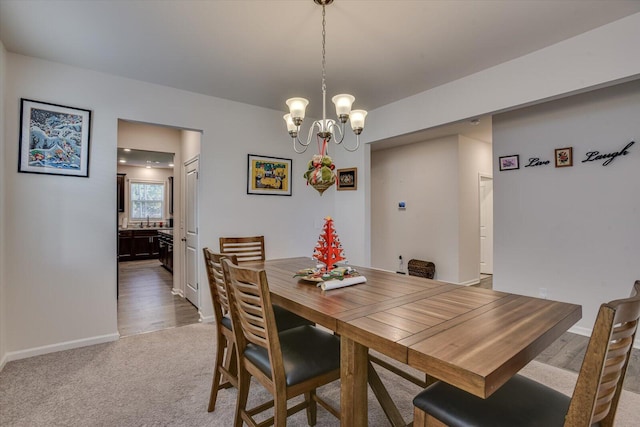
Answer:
3;332;120;364
199;313;214;324
0;352;8;372
567;325;591;338
439;278;479;286
171;288;184;297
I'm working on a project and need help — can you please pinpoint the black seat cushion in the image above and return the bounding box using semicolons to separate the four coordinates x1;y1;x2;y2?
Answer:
413;374;571;427
221;315;233;330
222;305;311;331
273;304;313;330
244;325;340;387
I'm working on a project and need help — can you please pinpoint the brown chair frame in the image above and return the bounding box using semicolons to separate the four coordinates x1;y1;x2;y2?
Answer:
219;235;265;263
222;258;340;427
203;248;238;412
413;280;640;427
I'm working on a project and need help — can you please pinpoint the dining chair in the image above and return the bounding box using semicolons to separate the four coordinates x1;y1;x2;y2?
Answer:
219;235;265;263
222;258;341;427
202;248;312;413
412;280;640;427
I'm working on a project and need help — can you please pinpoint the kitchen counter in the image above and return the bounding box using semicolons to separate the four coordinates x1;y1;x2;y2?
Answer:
119;227;173;232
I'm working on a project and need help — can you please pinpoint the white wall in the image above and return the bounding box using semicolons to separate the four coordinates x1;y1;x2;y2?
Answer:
493;79;640;335
370;135;491;284
181;130;201;163
372;136;459;279
458;135;493;282
332;145;368;266
2;53;325;361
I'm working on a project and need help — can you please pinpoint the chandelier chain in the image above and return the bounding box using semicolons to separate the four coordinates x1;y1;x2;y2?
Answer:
321;4;326;94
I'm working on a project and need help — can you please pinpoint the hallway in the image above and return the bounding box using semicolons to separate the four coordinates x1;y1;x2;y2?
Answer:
117;260;200;337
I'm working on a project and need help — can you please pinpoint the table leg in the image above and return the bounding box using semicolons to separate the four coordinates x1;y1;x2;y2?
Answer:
341;335;369;427
368;360;406;427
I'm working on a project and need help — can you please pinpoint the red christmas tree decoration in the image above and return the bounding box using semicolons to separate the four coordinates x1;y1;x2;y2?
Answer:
313;216;345;271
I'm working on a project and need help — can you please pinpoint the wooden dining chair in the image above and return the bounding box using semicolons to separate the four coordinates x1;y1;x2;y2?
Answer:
222;258;341;427
412;280;640;427
202;248;312;413
219;235;265;263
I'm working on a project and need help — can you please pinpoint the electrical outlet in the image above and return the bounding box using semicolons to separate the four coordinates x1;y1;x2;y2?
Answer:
539;288;548;299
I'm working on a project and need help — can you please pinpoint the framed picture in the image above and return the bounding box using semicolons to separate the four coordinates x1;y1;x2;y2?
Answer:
247;154;292;196
19;99;92;177
555;147;573;168
337;167;357;191
499;155;519;171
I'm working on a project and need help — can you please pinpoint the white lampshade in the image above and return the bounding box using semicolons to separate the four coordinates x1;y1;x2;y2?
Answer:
350;110;367;130
283;114;297;132
286;97;309;120
332;94;355;116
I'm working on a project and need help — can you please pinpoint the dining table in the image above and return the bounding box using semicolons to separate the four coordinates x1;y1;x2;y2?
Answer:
249;257;582;427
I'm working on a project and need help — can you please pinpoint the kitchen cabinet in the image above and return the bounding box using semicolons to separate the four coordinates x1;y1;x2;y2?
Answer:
158;230;173;273
118;230;133;261
117;173;126;212
132;229;159;258
118;229;160;261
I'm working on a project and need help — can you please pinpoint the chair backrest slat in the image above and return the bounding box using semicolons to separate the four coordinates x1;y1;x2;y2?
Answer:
565;281;640;426
220;236;265;263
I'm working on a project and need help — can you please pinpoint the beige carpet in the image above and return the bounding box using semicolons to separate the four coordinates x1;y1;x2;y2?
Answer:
0;323;638;426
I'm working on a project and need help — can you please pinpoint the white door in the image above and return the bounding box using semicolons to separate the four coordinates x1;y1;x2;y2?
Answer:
480;176;494;275
184;158;199;307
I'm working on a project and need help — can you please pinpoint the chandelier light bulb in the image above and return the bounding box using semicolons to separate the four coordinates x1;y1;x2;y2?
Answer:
286;98;309;125
283;114;298;137
350;110;367;135
332;94;355;122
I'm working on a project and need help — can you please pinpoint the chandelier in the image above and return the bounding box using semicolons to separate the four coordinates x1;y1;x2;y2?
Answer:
283;0;367;155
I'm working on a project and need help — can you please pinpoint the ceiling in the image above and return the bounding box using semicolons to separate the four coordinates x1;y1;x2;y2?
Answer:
2;1;639;139
117;148;174;169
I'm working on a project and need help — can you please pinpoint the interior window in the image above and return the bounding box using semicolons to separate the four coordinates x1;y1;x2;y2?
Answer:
130;181;164;220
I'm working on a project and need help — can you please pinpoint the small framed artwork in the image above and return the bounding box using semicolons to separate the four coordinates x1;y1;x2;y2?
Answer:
337;167;357;191
19;99;92;177
247;154;292;196
498;155;519;171
555;147;573;168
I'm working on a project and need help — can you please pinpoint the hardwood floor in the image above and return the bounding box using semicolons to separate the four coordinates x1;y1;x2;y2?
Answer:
473;274;639;394
117;259;200;337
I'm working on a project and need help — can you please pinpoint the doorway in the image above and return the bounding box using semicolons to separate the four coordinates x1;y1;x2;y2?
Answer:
116;120;201;337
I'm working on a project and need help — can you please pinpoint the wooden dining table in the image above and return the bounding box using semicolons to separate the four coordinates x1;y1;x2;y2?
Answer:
250;257;582;427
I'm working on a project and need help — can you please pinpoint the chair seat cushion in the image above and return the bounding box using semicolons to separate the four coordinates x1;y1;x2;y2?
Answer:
273;304;313;330
221;315;233;330
244;325;340;387
413;374;571;427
